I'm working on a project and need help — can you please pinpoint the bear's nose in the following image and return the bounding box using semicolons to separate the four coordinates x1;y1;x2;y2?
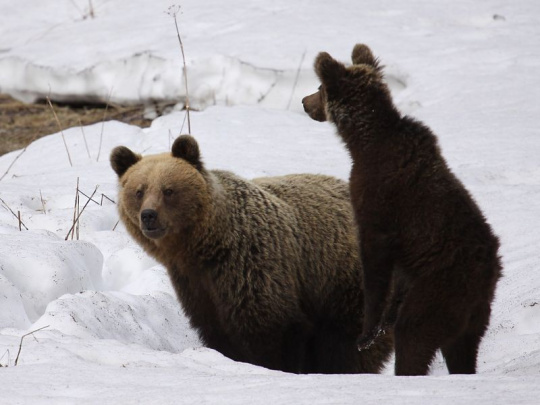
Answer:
141;209;158;229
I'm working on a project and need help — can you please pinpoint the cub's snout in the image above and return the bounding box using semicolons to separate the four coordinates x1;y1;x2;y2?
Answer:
302;90;327;122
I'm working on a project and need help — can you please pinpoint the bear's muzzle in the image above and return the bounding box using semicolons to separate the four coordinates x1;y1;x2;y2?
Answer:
140;209;166;239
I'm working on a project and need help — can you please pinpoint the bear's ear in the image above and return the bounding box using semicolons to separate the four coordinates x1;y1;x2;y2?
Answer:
110;146;142;178
171;135;204;171
351;43;381;70
314;52;347;86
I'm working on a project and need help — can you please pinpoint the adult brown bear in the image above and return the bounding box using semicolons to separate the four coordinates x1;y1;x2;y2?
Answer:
110;135;392;374
303;44;502;376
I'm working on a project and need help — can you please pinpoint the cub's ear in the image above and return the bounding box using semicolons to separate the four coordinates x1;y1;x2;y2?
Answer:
314;52;347;86
172;135;204;171
110;146;141;178
351;43;381;70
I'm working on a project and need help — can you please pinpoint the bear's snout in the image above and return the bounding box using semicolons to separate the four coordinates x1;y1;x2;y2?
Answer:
140;209;166;239
302;91;327;122
141;209;158;227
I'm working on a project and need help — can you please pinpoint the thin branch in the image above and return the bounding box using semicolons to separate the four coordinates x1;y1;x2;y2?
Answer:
0;197;28;230
287;49;306;110
78;119;92;159
39;190;46;214
76;190;116;206
179;109;188;135
76;187;80;240
69;178;79;240
167;5;191;134
46;96;73;167
96;87;113;162
88;0;95;18
100;193;116;205
0;122;45;182
64;185;99;240
0;349;10;367
14;325;49;366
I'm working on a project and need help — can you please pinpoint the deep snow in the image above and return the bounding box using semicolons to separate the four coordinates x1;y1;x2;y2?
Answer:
1;0;540;403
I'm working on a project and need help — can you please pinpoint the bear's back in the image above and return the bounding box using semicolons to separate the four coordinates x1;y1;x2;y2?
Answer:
253;174;363;321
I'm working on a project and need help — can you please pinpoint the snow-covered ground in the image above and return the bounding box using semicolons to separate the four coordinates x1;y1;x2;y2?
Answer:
1;0;539;403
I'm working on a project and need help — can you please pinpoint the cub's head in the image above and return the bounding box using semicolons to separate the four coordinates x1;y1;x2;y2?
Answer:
302;44;394;129
110;135;210;241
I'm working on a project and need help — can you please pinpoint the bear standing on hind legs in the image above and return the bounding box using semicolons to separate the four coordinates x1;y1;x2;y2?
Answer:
302;44;502;376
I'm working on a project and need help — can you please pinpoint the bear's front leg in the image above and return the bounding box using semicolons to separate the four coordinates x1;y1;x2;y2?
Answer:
357;228;396;351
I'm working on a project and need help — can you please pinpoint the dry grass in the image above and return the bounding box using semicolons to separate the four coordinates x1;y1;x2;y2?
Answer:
0;94;154;156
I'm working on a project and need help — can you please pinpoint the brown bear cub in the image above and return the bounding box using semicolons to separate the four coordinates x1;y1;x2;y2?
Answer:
303;44;502;376
110;135;392;374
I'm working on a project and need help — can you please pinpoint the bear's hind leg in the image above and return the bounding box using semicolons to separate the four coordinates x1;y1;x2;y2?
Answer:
394;321;439;376
308;321;363;374
440;332;481;374
281;321;313;374
393;277;463;376
441;303;491;374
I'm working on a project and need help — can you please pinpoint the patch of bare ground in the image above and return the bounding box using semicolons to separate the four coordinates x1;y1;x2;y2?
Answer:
0;94;155;156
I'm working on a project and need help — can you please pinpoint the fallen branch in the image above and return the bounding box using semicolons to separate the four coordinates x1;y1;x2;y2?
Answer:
14;325;49;366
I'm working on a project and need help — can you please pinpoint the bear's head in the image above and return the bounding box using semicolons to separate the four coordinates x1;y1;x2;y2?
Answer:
110;135;210;242
302;43;396;130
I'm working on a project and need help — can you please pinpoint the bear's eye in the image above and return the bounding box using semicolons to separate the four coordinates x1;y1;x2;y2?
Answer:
163;188;174;197
135;190;144;199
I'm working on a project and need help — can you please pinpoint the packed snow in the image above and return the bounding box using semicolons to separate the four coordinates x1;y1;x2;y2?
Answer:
1;0;540;403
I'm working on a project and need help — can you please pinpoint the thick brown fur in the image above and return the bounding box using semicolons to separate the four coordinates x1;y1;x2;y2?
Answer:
302;44;502;376
110;135;392;374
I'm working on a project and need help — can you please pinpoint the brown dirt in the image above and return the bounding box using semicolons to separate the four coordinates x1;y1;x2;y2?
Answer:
0;94;155;156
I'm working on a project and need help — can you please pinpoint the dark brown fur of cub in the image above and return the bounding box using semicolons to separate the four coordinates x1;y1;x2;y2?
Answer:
303;44;502;376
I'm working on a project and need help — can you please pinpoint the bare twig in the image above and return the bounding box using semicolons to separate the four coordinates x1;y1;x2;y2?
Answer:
39;190;47;214
64;185;99;240
88;0;95;18
69;178;78;240
76;190;116;206
167;5;191;134
96;88;113;162
112;219;120;231
46;96;73;167
100;193;116;205
0;122;45;182
17;211;22;231
78;119;92;159
287;50;306;110
14;325;49;366
179;109;188;135
76;188;80;240
0;197;28;230
0;148;26;182
0;349;10;367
